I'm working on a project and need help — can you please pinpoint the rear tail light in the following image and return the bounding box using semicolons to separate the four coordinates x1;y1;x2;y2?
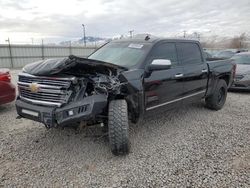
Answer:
0;72;11;82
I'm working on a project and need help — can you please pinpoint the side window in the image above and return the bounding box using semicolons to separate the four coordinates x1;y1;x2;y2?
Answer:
177;43;203;65
150;43;178;65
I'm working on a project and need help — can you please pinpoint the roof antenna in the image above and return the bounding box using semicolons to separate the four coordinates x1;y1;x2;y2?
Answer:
145;35;150;41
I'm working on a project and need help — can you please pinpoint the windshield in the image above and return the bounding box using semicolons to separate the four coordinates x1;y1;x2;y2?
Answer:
231;55;250;65
88;42;151;67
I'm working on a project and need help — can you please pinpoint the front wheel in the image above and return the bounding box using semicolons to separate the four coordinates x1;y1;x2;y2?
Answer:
108;100;129;155
205;79;228;110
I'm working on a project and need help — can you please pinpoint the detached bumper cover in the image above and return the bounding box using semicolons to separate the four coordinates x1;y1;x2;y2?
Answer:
16;94;107;127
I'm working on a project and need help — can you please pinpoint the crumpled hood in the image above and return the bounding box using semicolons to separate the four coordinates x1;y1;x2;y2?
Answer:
23;55;126;76
23;58;70;76
236;64;250;75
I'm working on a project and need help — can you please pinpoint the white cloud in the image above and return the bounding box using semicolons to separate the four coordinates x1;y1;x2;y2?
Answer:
0;0;249;43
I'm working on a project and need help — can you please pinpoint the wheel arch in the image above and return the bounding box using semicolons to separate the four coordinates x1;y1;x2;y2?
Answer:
113;93;143;124
218;74;230;87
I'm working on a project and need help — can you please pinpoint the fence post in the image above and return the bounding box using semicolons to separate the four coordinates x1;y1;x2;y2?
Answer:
41;39;44;60
6;38;13;68
69;41;72;55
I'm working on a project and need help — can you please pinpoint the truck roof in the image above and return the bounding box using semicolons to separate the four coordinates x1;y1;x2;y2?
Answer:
112;36;199;44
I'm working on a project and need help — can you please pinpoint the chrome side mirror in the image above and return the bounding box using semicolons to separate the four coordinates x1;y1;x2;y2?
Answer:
148;59;172;71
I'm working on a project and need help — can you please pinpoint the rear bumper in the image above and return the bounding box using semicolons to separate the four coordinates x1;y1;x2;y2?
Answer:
16;94;107;128
0;82;16;105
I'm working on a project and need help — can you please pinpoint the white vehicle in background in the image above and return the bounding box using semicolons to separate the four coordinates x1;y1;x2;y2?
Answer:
230;52;250;90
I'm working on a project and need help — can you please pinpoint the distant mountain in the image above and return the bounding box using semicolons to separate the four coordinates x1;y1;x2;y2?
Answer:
78;36;106;43
59;36;111;46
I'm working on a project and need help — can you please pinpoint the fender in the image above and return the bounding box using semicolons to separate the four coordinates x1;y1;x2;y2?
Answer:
118;69;145;123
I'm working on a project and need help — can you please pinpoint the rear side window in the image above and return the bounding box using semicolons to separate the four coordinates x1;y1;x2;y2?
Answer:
177;43;203;65
149;43;178;65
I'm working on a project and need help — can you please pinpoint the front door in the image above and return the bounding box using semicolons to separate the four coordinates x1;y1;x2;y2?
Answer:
144;42;184;111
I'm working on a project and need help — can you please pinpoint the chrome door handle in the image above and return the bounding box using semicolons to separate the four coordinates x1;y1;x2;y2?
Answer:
175;73;184;78
202;69;208;73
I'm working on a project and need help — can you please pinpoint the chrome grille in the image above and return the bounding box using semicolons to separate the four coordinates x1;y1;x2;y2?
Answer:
19;75;72;87
18;73;75;107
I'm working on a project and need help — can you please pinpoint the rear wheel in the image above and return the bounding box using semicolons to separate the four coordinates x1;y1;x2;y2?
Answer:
108;100;129;155
205;79;227;110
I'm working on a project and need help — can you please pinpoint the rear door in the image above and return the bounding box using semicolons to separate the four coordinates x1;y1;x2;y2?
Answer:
144;42;184;111
176;42;208;101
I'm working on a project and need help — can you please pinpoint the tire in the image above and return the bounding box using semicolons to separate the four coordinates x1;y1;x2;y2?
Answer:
205;79;228;110
108;100;129;155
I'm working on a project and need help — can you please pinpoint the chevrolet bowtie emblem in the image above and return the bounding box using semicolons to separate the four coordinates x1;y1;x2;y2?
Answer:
30;83;40;93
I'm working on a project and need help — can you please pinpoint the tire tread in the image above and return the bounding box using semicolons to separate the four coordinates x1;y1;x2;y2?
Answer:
108;100;129;155
205;79;227;110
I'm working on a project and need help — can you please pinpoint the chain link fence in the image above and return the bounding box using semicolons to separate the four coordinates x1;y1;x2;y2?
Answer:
0;44;97;68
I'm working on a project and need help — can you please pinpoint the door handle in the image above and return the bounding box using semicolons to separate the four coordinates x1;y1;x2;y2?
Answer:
175;73;184;78
202;69;208;73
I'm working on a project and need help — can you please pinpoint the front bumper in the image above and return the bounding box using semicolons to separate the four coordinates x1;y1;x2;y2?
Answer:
16;94;107;128
230;85;250;90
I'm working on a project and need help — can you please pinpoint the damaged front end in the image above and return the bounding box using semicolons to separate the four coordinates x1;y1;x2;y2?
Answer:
16;55;129;128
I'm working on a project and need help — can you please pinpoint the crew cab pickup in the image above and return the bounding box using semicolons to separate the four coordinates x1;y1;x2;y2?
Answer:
16;37;236;155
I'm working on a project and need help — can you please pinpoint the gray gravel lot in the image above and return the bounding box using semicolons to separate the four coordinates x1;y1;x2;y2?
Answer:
0;70;250;187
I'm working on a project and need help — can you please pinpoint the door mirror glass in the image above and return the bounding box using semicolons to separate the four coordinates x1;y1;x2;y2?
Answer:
148;59;172;71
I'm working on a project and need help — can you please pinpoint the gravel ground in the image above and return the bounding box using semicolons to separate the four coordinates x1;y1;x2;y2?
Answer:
0;70;250;187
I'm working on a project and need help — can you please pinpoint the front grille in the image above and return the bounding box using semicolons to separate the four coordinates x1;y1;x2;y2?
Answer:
18;73;75;107
19;75;71;87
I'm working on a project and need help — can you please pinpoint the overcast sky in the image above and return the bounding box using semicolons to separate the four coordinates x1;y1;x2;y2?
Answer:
0;0;250;44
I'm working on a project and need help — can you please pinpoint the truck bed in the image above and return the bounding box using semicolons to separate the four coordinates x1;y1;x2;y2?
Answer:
206;59;235;96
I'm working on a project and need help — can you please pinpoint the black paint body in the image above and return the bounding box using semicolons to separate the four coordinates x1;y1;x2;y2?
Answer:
16;38;235;127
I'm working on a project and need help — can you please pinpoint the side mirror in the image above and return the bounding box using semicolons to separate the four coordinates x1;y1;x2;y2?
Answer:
148;59;172;71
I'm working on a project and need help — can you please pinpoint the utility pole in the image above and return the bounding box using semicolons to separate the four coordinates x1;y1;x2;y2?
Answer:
41;39;44;60
5;38;13;68
197;33;201;41
129;30;134;38
183;30;187;38
69;41;72;55
82;24;86;47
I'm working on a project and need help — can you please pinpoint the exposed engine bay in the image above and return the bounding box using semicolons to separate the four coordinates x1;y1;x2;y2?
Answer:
84;73;122;96
63;71;124;105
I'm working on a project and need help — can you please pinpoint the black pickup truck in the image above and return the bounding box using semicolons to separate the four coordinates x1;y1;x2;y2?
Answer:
16;37;236;155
